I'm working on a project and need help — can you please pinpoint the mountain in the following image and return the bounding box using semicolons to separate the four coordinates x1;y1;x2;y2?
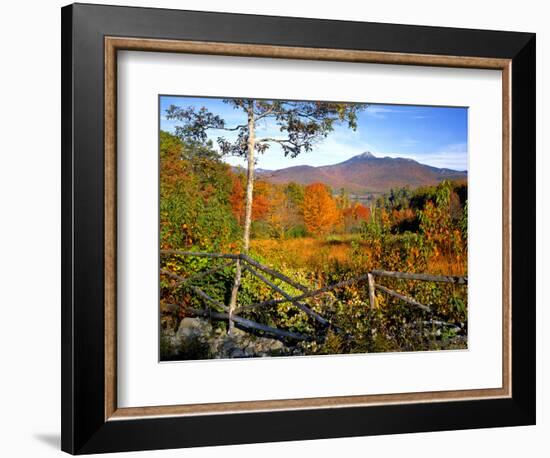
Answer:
257;151;466;193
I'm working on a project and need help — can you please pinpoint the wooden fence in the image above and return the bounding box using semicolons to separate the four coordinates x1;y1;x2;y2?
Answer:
161;250;467;342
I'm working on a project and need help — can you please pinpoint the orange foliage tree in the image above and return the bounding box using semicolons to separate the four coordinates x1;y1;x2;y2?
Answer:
264;186;291;238
230;176;270;223
302;183;341;236
251;180;270;221
229;176;245;224
342;203;370;232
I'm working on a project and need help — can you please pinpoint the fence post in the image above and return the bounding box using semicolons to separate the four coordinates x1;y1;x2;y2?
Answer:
227;259;241;335
367;272;376;309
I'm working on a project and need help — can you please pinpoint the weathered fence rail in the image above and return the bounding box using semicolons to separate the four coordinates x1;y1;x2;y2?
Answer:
160;250;467;341
186;307;310;341
372;269;467;285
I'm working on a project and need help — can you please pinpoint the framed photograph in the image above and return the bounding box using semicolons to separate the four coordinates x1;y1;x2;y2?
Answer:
61;3;536;454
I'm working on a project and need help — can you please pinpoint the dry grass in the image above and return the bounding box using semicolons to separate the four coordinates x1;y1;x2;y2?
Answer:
426;255;467;277
250;236;466;277
250;237;356;269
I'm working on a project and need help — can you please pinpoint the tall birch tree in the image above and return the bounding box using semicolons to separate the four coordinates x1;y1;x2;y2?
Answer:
166;99;364;334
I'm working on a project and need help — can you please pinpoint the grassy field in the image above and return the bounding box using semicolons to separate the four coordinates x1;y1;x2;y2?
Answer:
250;235;466;277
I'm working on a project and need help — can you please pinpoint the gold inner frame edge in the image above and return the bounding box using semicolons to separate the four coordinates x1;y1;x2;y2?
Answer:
104;37;512;421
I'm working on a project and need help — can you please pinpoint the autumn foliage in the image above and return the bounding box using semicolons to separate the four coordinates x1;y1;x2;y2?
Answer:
303;183;342;235
229;177;245;224
160;130;468;359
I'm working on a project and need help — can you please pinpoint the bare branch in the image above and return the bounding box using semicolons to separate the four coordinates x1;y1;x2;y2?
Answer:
218;124;247;132
256;137;292;144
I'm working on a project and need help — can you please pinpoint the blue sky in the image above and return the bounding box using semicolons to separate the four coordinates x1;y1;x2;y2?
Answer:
160;96;468;171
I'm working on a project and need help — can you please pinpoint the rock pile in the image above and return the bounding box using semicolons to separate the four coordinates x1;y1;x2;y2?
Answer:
162;317;290;359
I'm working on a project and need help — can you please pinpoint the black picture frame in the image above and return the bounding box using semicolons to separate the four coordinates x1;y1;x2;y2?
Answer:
61;3;536;454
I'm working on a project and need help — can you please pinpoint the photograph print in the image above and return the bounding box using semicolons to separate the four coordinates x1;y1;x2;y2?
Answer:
159;96;468;361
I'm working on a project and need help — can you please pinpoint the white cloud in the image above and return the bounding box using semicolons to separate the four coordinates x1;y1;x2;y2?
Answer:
380;150;467;171
364;106;406;119
221;124;374;170
400;137;420;147
441;142;467;153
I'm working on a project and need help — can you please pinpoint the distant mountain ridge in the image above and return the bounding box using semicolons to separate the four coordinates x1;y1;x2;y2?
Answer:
246;151;466;193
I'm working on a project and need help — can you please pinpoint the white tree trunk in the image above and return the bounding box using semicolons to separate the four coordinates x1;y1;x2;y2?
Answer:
228;106;255;334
